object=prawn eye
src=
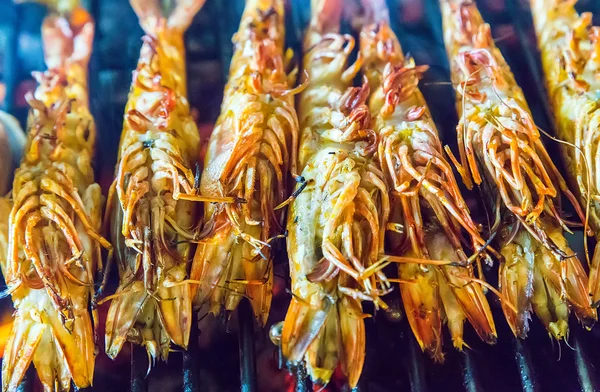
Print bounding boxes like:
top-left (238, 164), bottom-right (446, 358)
top-left (143, 139), bottom-right (155, 148)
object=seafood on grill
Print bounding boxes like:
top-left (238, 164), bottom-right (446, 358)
top-left (190, 0), bottom-right (299, 325)
top-left (103, 0), bottom-right (223, 363)
top-left (0, 6), bottom-right (111, 391)
top-left (440, 0), bottom-right (596, 339)
top-left (360, 0), bottom-right (496, 361)
top-left (280, 0), bottom-right (393, 387)
top-left (529, 0), bottom-right (600, 307)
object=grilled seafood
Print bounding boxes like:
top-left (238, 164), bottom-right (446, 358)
top-left (360, 0), bottom-right (495, 361)
top-left (280, 0), bottom-right (392, 387)
top-left (0, 7), bottom-right (110, 391)
top-left (190, 0), bottom-right (299, 325)
top-left (440, 0), bottom-right (596, 338)
top-left (104, 0), bottom-right (218, 363)
top-left (529, 0), bottom-right (600, 306)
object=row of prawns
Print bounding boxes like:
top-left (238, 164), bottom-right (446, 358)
top-left (281, 0), bottom-right (600, 387)
top-left (2, 0), bottom-right (600, 390)
top-left (279, 0), bottom-right (498, 385)
top-left (0, 0), bottom-right (300, 389)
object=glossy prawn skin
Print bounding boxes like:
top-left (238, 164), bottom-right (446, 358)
top-left (529, 0), bottom-right (600, 306)
top-left (360, 1), bottom-right (495, 361)
top-left (104, 0), bottom-right (209, 363)
top-left (280, 0), bottom-right (391, 387)
top-left (190, 0), bottom-right (299, 325)
top-left (0, 8), bottom-right (110, 391)
top-left (440, 0), bottom-right (596, 338)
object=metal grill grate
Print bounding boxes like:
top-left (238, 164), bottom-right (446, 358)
top-left (3, 0), bottom-right (600, 391)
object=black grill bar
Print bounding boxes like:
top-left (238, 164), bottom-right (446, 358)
top-left (238, 298), bottom-right (257, 392)
top-left (512, 338), bottom-right (538, 392)
top-left (403, 324), bottom-right (428, 392)
top-left (183, 312), bottom-right (200, 392)
top-left (573, 331), bottom-right (597, 392)
top-left (130, 344), bottom-right (148, 392)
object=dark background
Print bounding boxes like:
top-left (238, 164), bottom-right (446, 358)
top-left (2, 0), bottom-right (600, 391)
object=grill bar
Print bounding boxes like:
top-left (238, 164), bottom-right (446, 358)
top-left (183, 313), bottom-right (200, 392)
top-left (131, 344), bottom-right (148, 392)
top-left (512, 339), bottom-right (538, 392)
top-left (238, 299), bottom-right (257, 392)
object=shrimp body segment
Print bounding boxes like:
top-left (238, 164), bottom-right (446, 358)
top-left (440, 0), bottom-right (596, 338)
top-left (360, 2), bottom-right (496, 361)
top-left (281, 0), bottom-right (390, 387)
top-left (529, 0), bottom-right (600, 306)
top-left (191, 0), bottom-right (299, 325)
top-left (1, 8), bottom-right (110, 391)
top-left (104, 0), bottom-right (209, 363)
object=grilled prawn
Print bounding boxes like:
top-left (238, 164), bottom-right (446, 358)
top-left (190, 0), bottom-right (299, 325)
top-left (104, 0), bottom-right (219, 363)
top-left (529, 0), bottom-right (600, 306)
top-left (440, 0), bottom-right (596, 338)
top-left (0, 7), bottom-right (110, 391)
top-left (360, 0), bottom-right (495, 361)
top-left (280, 0), bottom-right (392, 387)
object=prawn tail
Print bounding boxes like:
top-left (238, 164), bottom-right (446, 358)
top-left (304, 304), bottom-right (339, 388)
top-left (564, 255), bottom-right (597, 329)
top-left (438, 273), bottom-right (467, 350)
top-left (244, 257), bottom-right (273, 327)
top-left (339, 296), bottom-right (366, 389)
top-left (130, 0), bottom-right (206, 35)
top-left (105, 283), bottom-right (148, 359)
top-left (189, 225), bottom-right (235, 310)
top-left (44, 302), bottom-right (95, 388)
top-left (41, 6), bottom-right (94, 70)
top-left (157, 284), bottom-right (192, 349)
top-left (445, 267), bottom-right (497, 344)
top-left (33, 326), bottom-right (71, 392)
top-left (398, 263), bottom-right (444, 362)
top-left (2, 316), bottom-right (45, 392)
top-left (499, 231), bottom-right (534, 339)
top-left (544, 227), bottom-right (597, 329)
top-left (281, 296), bottom-right (331, 372)
top-left (292, 296), bottom-right (366, 388)
top-left (3, 301), bottom-right (94, 392)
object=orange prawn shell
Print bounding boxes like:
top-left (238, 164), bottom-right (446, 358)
top-left (359, 12), bottom-right (496, 360)
top-left (191, 0), bottom-right (296, 325)
top-left (1, 8), bottom-right (109, 391)
top-left (104, 0), bottom-right (207, 364)
top-left (530, 0), bottom-right (600, 304)
top-left (440, 0), bottom-right (597, 337)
